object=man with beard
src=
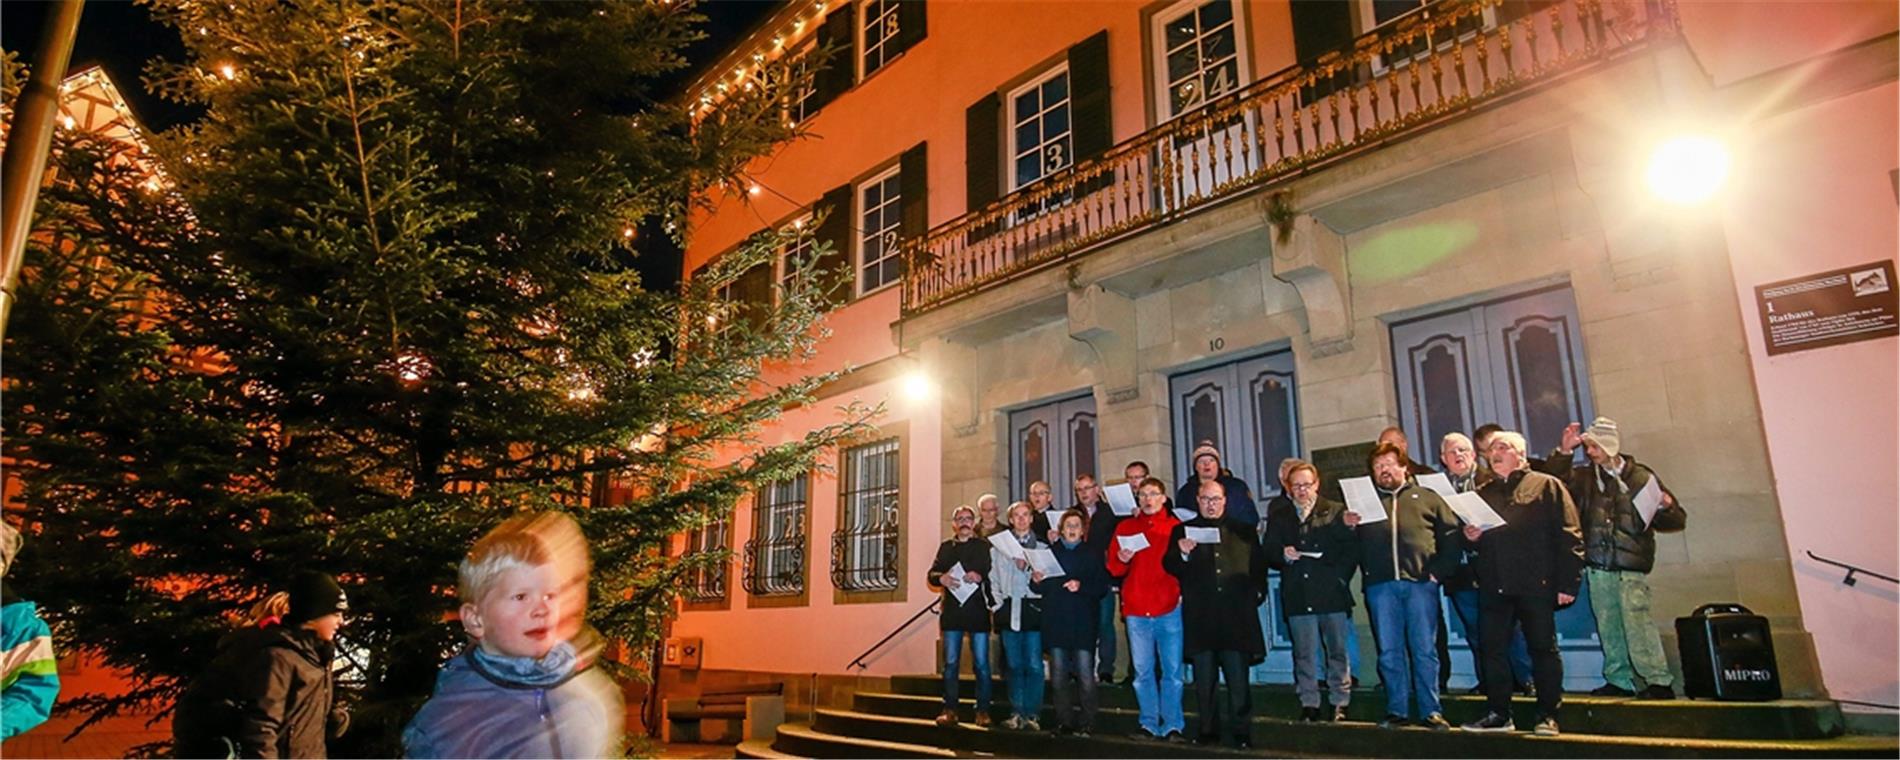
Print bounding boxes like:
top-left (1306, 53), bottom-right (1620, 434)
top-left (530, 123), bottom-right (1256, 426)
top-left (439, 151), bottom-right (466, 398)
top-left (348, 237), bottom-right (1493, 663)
top-left (1344, 443), bottom-right (1459, 730)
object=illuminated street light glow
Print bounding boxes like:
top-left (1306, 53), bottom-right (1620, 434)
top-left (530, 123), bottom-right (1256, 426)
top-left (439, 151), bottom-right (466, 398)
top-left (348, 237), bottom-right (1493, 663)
top-left (1646, 135), bottom-right (1730, 205)
top-left (901, 370), bottom-right (933, 402)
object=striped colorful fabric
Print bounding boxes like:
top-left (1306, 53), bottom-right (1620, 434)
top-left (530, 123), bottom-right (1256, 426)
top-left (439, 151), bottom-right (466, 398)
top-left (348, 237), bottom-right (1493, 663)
top-left (2, 598), bottom-right (59, 739)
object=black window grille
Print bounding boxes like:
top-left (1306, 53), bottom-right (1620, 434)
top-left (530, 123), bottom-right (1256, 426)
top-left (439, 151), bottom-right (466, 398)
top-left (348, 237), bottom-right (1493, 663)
top-left (832, 438), bottom-right (901, 592)
top-left (684, 517), bottom-right (729, 603)
top-left (743, 475), bottom-right (808, 597)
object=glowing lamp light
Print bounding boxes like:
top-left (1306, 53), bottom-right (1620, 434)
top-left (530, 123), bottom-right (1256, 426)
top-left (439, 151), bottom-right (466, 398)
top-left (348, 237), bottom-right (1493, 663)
top-left (218, 63), bottom-right (237, 80)
top-left (900, 370), bottom-right (933, 402)
top-left (747, 184), bottom-right (762, 197)
top-left (1645, 135), bottom-right (1730, 205)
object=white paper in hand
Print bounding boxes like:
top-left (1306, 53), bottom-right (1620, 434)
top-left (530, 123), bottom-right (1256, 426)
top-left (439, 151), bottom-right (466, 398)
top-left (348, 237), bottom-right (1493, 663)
top-left (1104, 482), bottom-right (1138, 517)
top-left (1298, 551), bottom-right (1324, 559)
top-left (1172, 507), bottom-right (1198, 523)
top-left (1415, 472), bottom-right (1457, 498)
top-left (1632, 476), bottom-right (1664, 528)
top-left (1447, 492), bottom-right (1507, 531)
top-left (1341, 477), bottom-right (1388, 524)
top-left (988, 531), bottom-right (1027, 561)
top-left (945, 562), bottom-right (979, 605)
top-left (1026, 547), bottom-right (1065, 578)
top-left (1183, 526), bottom-right (1221, 545)
top-left (1116, 532), bottom-right (1151, 553)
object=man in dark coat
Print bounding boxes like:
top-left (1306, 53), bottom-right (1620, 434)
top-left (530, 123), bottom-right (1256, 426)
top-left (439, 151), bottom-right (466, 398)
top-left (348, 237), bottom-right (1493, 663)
top-left (173, 572), bottom-right (351, 759)
top-left (1068, 473), bottom-right (1122, 685)
top-left (1441, 432), bottom-right (1533, 696)
top-left (1174, 441), bottom-right (1258, 531)
top-left (928, 505), bottom-right (995, 726)
top-left (1460, 431), bottom-right (1584, 738)
top-left (1544, 417), bottom-right (1687, 700)
top-left (1163, 480), bottom-right (1268, 748)
top-left (1264, 462), bottom-right (1358, 722)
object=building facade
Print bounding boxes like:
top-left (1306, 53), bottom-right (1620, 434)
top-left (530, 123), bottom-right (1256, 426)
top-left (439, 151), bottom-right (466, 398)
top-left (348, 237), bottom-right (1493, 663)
top-left (674, 0), bottom-right (1897, 711)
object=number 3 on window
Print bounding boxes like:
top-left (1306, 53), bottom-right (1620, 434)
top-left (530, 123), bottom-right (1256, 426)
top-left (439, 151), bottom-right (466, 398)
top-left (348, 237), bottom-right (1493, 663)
top-left (1045, 143), bottom-right (1066, 171)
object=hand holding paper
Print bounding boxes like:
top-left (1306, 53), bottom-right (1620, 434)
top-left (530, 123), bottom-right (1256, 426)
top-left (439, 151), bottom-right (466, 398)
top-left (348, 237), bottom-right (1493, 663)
top-left (1116, 532), bottom-right (1151, 554)
top-left (988, 530), bottom-right (1027, 561)
top-left (1446, 492), bottom-right (1506, 531)
top-left (944, 562), bottom-right (979, 604)
top-left (1341, 477), bottom-right (1388, 524)
top-left (1026, 547), bottom-right (1065, 578)
top-left (1415, 472), bottom-right (1456, 498)
top-left (1632, 477), bottom-right (1664, 528)
top-left (1183, 526), bottom-right (1221, 545)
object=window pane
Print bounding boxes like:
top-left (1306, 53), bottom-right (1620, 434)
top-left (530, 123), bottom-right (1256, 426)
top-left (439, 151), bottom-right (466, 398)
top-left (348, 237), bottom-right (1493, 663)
top-left (1166, 13), bottom-right (1197, 51)
top-left (1016, 152), bottom-right (1042, 184)
top-left (1015, 89), bottom-right (1039, 116)
top-left (1203, 26), bottom-right (1237, 62)
top-left (1042, 74), bottom-right (1068, 105)
top-left (1043, 107), bottom-right (1069, 142)
top-left (1015, 120), bottom-right (1041, 154)
top-left (1509, 322), bottom-right (1573, 454)
top-left (1197, 0), bottom-right (1233, 30)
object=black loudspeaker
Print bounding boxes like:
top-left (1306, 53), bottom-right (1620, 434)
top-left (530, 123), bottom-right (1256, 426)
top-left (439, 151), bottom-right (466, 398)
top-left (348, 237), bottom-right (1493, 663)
top-left (1676, 602), bottom-right (1782, 701)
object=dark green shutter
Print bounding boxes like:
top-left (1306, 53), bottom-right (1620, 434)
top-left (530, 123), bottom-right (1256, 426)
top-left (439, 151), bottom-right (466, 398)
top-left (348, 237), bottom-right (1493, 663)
top-left (899, 143), bottom-right (929, 241)
top-left (965, 93), bottom-right (1000, 213)
top-left (896, 0), bottom-right (927, 53)
top-left (1068, 31), bottom-right (1112, 163)
top-left (815, 183), bottom-right (855, 302)
top-left (1290, 0), bottom-right (1355, 64)
top-left (810, 8), bottom-right (858, 112)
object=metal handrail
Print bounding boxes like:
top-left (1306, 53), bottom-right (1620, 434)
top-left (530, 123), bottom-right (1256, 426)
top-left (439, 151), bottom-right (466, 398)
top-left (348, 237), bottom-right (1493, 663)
top-left (1806, 550), bottom-right (1898, 587)
top-left (846, 598), bottom-right (939, 671)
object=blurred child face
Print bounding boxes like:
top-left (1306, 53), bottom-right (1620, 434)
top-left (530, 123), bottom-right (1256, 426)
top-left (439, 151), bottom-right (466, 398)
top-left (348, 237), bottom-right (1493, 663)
top-left (463, 562), bottom-right (563, 660)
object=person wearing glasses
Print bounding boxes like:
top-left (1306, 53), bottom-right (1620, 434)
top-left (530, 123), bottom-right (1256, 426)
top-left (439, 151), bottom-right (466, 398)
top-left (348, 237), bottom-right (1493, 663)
top-left (928, 505), bottom-right (994, 726)
top-left (1264, 461), bottom-right (1359, 723)
top-left (1164, 480), bottom-right (1269, 748)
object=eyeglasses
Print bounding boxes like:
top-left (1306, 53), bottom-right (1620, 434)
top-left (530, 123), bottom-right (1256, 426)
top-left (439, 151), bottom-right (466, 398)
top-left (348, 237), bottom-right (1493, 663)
top-left (1197, 496), bottom-right (1222, 504)
top-left (952, 516), bottom-right (975, 523)
top-left (1288, 482), bottom-right (1317, 490)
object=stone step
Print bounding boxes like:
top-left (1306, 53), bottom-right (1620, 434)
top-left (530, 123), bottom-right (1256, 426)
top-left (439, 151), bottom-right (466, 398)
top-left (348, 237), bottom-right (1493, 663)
top-left (766, 720), bottom-right (966, 759)
top-left (889, 674), bottom-right (1850, 741)
top-left (819, 700), bottom-right (1900, 759)
top-left (735, 738), bottom-right (800, 758)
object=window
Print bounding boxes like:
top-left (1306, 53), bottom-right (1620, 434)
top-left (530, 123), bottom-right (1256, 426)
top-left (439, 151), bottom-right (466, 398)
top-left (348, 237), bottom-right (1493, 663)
top-left (1358, 0), bottom-right (1493, 69)
top-left (744, 475), bottom-right (808, 598)
top-left (857, 167), bottom-right (903, 295)
top-left (716, 258), bottom-right (772, 330)
top-left (683, 515), bottom-right (730, 604)
top-left (785, 42), bottom-right (820, 125)
top-left (1008, 67), bottom-right (1073, 190)
top-left (860, 0), bottom-right (904, 79)
top-left (1153, 0), bottom-right (1243, 120)
top-left (776, 215), bottom-right (815, 297)
top-left (832, 438), bottom-right (900, 592)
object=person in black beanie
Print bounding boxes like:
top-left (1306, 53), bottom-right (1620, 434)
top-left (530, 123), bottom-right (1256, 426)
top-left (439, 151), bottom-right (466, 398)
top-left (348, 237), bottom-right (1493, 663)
top-left (173, 572), bottom-right (352, 758)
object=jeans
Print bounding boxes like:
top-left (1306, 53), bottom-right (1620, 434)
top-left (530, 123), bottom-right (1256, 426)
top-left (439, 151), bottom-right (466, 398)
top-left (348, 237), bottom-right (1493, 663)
top-left (1124, 607), bottom-right (1186, 736)
top-left (1048, 648), bottom-right (1098, 731)
top-left (999, 630), bottom-right (1045, 721)
top-left (1366, 579), bottom-right (1443, 719)
top-left (1191, 649), bottom-right (1252, 744)
top-left (1481, 591), bottom-right (1563, 719)
top-left (1450, 586), bottom-right (1532, 688)
top-left (1289, 612), bottom-right (1353, 708)
top-left (1097, 593), bottom-right (1120, 680)
top-left (1586, 567), bottom-right (1674, 690)
top-left (941, 630), bottom-right (992, 711)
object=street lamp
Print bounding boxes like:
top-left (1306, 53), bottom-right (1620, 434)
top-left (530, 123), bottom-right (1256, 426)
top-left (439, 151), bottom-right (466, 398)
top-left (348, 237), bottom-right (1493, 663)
top-left (1645, 134), bottom-right (1731, 206)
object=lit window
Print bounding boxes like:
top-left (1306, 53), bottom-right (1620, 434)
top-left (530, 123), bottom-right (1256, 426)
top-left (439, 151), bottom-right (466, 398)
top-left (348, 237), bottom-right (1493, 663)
top-left (833, 438), bottom-right (900, 592)
top-left (744, 475), bottom-right (808, 597)
top-left (1008, 66), bottom-right (1072, 190)
top-left (857, 167), bottom-right (903, 295)
top-left (1157, 0), bottom-right (1241, 119)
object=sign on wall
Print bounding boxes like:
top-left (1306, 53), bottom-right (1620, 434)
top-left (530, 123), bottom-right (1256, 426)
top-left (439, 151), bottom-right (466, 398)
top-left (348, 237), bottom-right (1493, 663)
top-left (1754, 260), bottom-right (1898, 356)
top-left (1310, 441), bottom-right (1374, 503)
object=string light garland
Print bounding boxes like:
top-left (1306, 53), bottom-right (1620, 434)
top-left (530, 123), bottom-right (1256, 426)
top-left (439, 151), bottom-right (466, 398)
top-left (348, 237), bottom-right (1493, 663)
top-left (687, 0), bottom-right (833, 118)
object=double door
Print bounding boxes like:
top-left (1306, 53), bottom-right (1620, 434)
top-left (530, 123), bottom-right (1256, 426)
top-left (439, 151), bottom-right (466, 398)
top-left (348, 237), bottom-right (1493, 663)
top-left (1390, 286), bottom-right (1605, 689)
top-left (1009, 394), bottom-right (1100, 509)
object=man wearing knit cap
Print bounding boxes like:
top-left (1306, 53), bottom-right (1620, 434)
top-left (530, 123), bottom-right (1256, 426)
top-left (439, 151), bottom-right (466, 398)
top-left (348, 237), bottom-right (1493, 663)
top-left (174, 572), bottom-right (351, 758)
top-left (1174, 441), bottom-right (1259, 531)
top-left (1543, 416), bottom-right (1687, 700)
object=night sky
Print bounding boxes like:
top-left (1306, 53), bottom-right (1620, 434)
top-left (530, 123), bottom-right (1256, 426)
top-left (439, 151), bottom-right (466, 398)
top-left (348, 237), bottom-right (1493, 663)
top-left (1, 0), bottom-right (783, 288)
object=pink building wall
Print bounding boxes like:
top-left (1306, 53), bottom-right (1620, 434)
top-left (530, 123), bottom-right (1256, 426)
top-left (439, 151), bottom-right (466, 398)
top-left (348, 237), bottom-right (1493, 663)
top-left (1718, 78), bottom-right (1898, 707)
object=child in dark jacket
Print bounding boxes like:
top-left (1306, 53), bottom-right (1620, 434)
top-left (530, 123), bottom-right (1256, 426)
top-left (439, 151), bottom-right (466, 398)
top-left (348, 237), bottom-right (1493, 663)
top-left (404, 512), bottom-right (622, 759)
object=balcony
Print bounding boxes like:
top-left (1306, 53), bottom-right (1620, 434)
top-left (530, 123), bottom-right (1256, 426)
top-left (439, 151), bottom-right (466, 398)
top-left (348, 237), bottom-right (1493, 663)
top-left (900, 0), bottom-right (1679, 317)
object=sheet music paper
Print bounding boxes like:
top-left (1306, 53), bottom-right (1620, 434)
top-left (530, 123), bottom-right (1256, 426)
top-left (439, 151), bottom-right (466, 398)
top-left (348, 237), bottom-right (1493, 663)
top-left (1026, 547), bottom-right (1065, 578)
top-left (988, 530), bottom-right (1027, 561)
top-left (1183, 526), bottom-right (1221, 545)
top-left (1116, 532), bottom-right (1151, 553)
top-left (1632, 476), bottom-right (1664, 528)
top-left (1416, 472), bottom-right (1457, 498)
top-left (1172, 507), bottom-right (1198, 523)
top-left (1447, 492), bottom-right (1507, 532)
top-left (1104, 481), bottom-right (1138, 517)
top-left (1340, 477), bottom-right (1388, 524)
top-left (1298, 551), bottom-right (1324, 559)
top-left (945, 562), bottom-right (978, 605)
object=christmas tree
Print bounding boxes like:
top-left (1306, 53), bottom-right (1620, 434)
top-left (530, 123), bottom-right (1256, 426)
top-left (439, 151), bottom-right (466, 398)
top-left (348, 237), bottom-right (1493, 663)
top-left (2, 1), bottom-right (860, 754)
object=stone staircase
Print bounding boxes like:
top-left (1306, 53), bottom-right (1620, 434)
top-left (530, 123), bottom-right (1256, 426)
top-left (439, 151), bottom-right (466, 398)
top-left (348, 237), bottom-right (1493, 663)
top-left (738, 675), bottom-right (1898, 758)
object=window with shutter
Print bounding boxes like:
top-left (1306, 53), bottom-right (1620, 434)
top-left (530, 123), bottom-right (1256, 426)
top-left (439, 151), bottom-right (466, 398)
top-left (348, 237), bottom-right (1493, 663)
top-left (857, 166), bottom-right (904, 295)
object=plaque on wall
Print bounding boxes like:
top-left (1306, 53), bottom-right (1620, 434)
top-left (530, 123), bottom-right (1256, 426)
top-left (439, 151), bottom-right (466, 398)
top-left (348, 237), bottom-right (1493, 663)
top-left (1755, 260), bottom-right (1898, 356)
top-left (1310, 441), bottom-right (1375, 503)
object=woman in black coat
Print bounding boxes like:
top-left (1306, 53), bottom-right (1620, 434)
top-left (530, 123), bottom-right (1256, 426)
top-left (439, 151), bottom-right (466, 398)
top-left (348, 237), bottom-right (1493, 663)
top-left (1035, 508), bottom-right (1110, 735)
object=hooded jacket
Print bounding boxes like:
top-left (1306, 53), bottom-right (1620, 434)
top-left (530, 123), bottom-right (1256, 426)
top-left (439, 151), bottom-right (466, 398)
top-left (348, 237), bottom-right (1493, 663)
top-left (1, 583), bottom-right (58, 740)
top-left (173, 624), bottom-right (345, 759)
top-left (1541, 451), bottom-right (1686, 573)
top-left (403, 641), bottom-right (622, 759)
